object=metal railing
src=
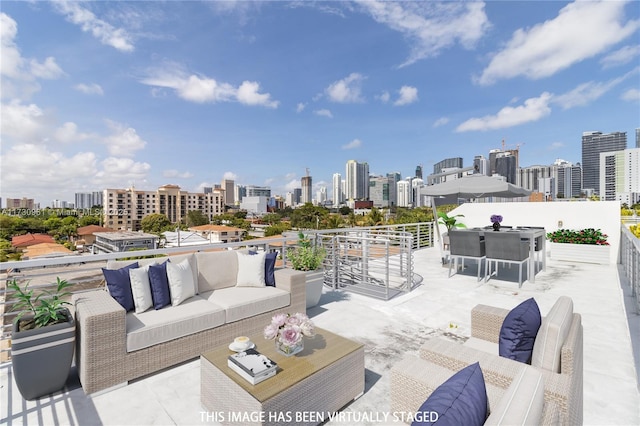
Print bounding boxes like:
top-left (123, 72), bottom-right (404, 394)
top-left (620, 225), bottom-right (640, 314)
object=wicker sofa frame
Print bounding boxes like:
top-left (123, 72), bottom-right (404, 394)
top-left (417, 303), bottom-right (582, 425)
top-left (73, 268), bottom-right (306, 394)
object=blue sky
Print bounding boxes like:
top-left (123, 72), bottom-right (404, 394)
top-left (1, 1), bottom-right (639, 206)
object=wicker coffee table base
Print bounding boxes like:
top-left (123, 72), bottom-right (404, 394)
top-left (201, 346), bottom-right (364, 426)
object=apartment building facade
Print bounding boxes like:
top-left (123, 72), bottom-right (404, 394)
top-left (103, 185), bottom-right (224, 231)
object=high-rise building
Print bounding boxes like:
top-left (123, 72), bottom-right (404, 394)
top-left (473, 155), bottom-right (489, 175)
top-left (552, 159), bottom-right (582, 199)
top-left (332, 173), bottom-right (344, 207)
top-left (235, 185), bottom-right (246, 203)
top-left (301, 174), bottom-right (312, 204)
top-left (636, 128), bottom-right (640, 148)
top-left (494, 152), bottom-right (518, 183)
top-left (221, 179), bottom-right (235, 206)
top-left (581, 131), bottom-right (626, 195)
top-left (433, 158), bottom-right (463, 175)
top-left (411, 178), bottom-right (425, 207)
top-left (599, 148), bottom-right (640, 204)
top-left (415, 165), bottom-right (423, 179)
top-left (75, 191), bottom-right (103, 209)
top-left (369, 175), bottom-right (391, 208)
top-left (293, 188), bottom-right (302, 205)
top-left (396, 179), bottom-right (412, 207)
top-left (345, 160), bottom-right (369, 200)
top-left (316, 186), bottom-right (327, 205)
top-left (5, 198), bottom-right (37, 209)
top-left (386, 172), bottom-right (401, 207)
top-left (246, 185), bottom-right (271, 198)
top-left (103, 185), bottom-right (224, 231)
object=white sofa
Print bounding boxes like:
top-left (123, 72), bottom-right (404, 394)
top-left (73, 250), bottom-right (306, 394)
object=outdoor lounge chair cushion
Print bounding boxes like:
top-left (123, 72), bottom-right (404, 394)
top-left (499, 298), bottom-right (541, 364)
top-left (102, 262), bottom-right (139, 312)
top-left (125, 294), bottom-right (225, 352)
top-left (532, 296), bottom-right (574, 373)
top-left (412, 362), bottom-right (488, 426)
top-left (148, 261), bottom-right (171, 309)
top-left (203, 287), bottom-right (290, 323)
top-left (166, 258), bottom-right (196, 306)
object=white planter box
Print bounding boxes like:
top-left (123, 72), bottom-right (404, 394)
top-left (549, 242), bottom-right (610, 265)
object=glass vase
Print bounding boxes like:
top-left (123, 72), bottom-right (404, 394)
top-left (275, 339), bottom-right (304, 357)
top-left (492, 222), bottom-right (501, 231)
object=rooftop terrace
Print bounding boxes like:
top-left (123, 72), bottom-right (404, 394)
top-left (2, 244), bottom-right (639, 425)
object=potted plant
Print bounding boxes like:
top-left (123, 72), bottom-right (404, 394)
top-left (547, 228), bottom-right (611, 265)
top-left (437, 211), bottom-right (467, 232)
top-left (8, 277), bottom-right (75, 400)
top-left (286, 232), bottom-right (326, 308)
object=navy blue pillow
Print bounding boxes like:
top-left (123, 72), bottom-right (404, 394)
top-left (249, 250), bottom-right (278, 287)
top-left (499, 298), bottom-right (542, 364)
top-left (148, 261), bottom-right (171, 310)
top-left (102, 262), bottom-right (139, 312)
top-left (264, 252), bottom-right (277, 286)
top-left (412, 362), bottom-right (488, 426)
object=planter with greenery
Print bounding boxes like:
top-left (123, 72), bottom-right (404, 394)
top-left (9, 277), bottom-right (75, 400)
top-left (547, 228), bottom-right (611, 265)
top-left (286, 232), bottom-right (327, 308)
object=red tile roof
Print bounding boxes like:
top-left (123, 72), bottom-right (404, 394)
top-left (11, 233), bottom-right (56, 248)
top-left (77, 225), bottom-right (113, 235)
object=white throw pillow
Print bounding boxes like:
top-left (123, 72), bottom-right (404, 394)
top-left (129, 264), bottom-right (155, 313)
top-left (166, 258), bottom-right (196, 306)
top-left (236, 251), bottom-right (266, 287)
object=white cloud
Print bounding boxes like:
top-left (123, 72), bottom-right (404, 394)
top-left (314, 109), bottom-right (333, 118)
top-left (75, 83), bottom-right (104, 95)
top-left (433, 117), bottom-right (449, 128)
top-left (103, 120), bottom-right (147, 157)
top-left (478, 1), bottom-right (640, 85)
top-left (94, 157), bottom-right (151, 188)
top-left (394, 85), bottom-right (418, 106)
top-left (54, 122), bottom-right (94, 143)
top-left (325, 73), bottom-right (365, 103)
top-left (29, 57), bottom-right (64, 79)
top-left (378, 91), bottom-right (390, 103)
top-left (52, 1), bottom-right (135, 52)
top-left (357, 1), bottom-right (490, 67)
top-left (0, 100), bottom-right (47, 142)
top-left (600, 45), bottom-right (640, 69)
top-left (141, 62), bottom-right (278, 107)
top-left (553, 67), bottom-right (639, 109)
top-left (236, 81), bottom-right (279, 108)
top-left (223, 171), bottom-right (238, 180)
top-left (163, 169), bottom-right (194, 179)
top-left (621, 88), bottom-right (640, 102)
top-left (456, 92), bottom-right (552, 132)
top-left (549, 142), bottom-right (565, 150)
top-left (284, 178), bottom-right (300, 192)
top-left (296, 102), bottom-right (306, 113)
top-left (342, 138), bottom-right (362, 150)
top-left (1, 13), bottom-right (23, 79)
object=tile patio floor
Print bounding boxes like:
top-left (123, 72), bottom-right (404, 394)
top-left (1, 247), bottom-right (639, 425)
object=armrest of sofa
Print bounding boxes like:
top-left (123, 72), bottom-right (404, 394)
top-left (72, 290), bottom-right (128, 394)
top-left (274, 268), bottom-right (307, 313)
top-left (470, 304), bottom-right (510, 344)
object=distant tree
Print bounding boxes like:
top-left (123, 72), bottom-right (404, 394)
top-left (264, 222), bottom-right (292, 237)
top-left (141, 214), bottom-right (172, 234)
top-left (324, 214), bottom-right (345, 230)
top-left (365, 207), bottom-right (385, 226)
top-left (234, 211), bottom-right (248, 219)
top-left (186, 210), bottom-right (209, 227)
top-left (43, 216), bottom-right (63, 232)
top-left (78, 214), bottom-right (100, 227)
top-left (339, 206), bottom-right (352, 216)
top-left (291, 203), bottom-right (329, 229)
top-left (262, 213), bottom-right (281, 225)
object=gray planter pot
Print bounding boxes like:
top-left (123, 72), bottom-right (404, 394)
top-left (305, 269), bottom-right (325, 308)
top-left (11, 308), bottom-right (75, 400)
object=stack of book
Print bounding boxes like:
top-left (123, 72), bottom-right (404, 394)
top-left (228, 348), bottom-right (278, 385)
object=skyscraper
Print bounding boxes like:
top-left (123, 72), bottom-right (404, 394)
top-left (301, 174), bottom-right (312, 204)
top-left (433, 158), bottom-right (463, 175)
top-left (345, 160), bottom-right (369, 201)
top-left (221, 179), bottom-right (235, 206)
top-left (386, 172), bottom-right (401, 207)
top-left (415, 165), bottom-right (423, 179)
top-left (369, 175), bottom-right (391, 208)
top-left (599, 148), bottom-right (640, 204)
top-left (581, 131), bottom-right (626, 195)
top-left (396, 179), bottom-right (411, 207)
top-left (332, 173), bottom-right (344, 207)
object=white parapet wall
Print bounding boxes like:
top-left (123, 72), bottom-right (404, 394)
top-left (444, 201), bottom-right (620, 265)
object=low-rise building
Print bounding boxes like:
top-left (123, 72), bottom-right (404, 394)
top-left (188, 225), bottom-right (244, 244)
top-left (93, 231), bottom-right (158, 254)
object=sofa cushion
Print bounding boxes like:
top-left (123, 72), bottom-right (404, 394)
top-left (167, 253), bottom-right (198, 295)
top-left (107, 258), bottom-right (157, 270)
top-left (125, 294), bottom-right (225, 352)
top-left (532, 296), bottom-right (574, 373)
top-left (129, 264), bottom-right (155, 313)
top-left (249, 251), bottom-right (278, 286)
top-left (412, 362), bottom-right (487, 426)
top-left (499, 298), bottom-right (541, 364)
top-left (102, 262), bottom-right (139, 312)
top-left (484, 365), bottom-right (544, 425)
top-left (203, 287), bottom-right (290, 323)
top-left (148, 261), bottom-right (171, 309)
top-left (236, 251), bottom-right (266, 287)
top-left (196, 250), bottom-right (238, 292)
top-left (166, 258), bottom-right (196, 306)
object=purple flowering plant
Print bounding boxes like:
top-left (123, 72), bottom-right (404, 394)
top-left (490, 214), bottom-right (503, 224)
top-left (264, 312), bottom-right (315, 348)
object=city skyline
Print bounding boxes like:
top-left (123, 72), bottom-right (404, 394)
top-left (1, 1), bottom-right (639, 205)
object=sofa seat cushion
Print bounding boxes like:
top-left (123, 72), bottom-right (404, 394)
top-left (126, 294), bottom-right (225, 352)
top-left (532, 296), bottom-right (573, 373)
top-left (464, 337), bottom-right (499, 355)
top-left (485, 365), bottom-right (544, 425)
top-left (203, 287), bottom-right (290, 323)
top-left (196, 251), bottom-right (239, 292)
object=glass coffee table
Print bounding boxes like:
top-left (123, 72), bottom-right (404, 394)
top-left (201, 327), bottom-right (365, 425)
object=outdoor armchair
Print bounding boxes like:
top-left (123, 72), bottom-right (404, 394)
top-left (448, 230), bottom-right (486, 282)
top-left (484, 231), bottom-right (530, 287)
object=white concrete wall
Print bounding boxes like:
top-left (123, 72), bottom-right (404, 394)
top-left (443, 201), bottom-right (620, 264)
